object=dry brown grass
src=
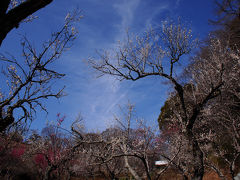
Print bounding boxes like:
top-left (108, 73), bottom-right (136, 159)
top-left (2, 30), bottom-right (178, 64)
top-left (70, 169), bottom-right (233, 180)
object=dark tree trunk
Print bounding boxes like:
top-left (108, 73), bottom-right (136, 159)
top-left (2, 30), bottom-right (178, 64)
top-left (0, 107), bottom-right (14, 132)
top-left (186, 130), bottom-right (204, 180)
top-left (0, 116), bottom-right (14, 132)
top-left (0, 0), bottom-right (53, 46)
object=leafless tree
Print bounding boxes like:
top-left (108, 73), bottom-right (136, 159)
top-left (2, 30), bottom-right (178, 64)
top-left (0, 10), bottom-right (81, 132)
top-left (65, 117), bottom-right (121, 179)
top-left (214, 0), bottom-right (240, 22)
top-left (212, 0), bottom-right (240, 49)
top-left (187, 38), bottom-right (240, 179)
top-left (113, 104), bottom-right (157, 180)
top-left (88, 104), bottom-right (170, 180)
top-left (88, 20), bottom-right (226, 179)
top-left (26, 115), bottom-right (87, 180)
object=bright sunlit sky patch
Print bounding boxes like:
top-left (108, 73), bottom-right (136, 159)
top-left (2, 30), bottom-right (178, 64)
top-left (0, 0), bottom-right (216, 132)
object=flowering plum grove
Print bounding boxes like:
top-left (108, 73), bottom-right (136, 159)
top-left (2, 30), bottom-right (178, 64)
top-left (0, 0), bottom-right (240, 179)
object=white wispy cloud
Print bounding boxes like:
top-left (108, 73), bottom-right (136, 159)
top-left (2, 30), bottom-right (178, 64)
top-left (144, 4), bottom-right (169, 28)
top-left (175, 0), bottom-right (181, 8)
top-left (114, 0), bottom-right (140, 28)
top-left (75, 0), bottom-right (143, 130)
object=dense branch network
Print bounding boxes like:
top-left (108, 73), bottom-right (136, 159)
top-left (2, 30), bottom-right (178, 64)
top-left (88, 20), bottom-right (232, 179)
top-left (0, 11), bottom-right (81, 132)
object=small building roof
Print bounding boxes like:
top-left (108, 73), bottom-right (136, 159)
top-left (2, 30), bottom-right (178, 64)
top-left (155, 160), bottom-right (168, 166)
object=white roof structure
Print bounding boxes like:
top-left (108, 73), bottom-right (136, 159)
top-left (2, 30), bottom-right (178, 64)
top-left (155, 160), bottom-right (168, 166)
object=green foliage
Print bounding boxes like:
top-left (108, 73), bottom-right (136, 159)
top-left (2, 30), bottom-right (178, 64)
top-left (158, 83), bottom-right (195, 131)
top-left (158, 100), bottom-right (172, 130)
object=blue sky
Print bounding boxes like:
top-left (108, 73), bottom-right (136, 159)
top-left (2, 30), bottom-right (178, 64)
top-left (0, 0), bottom-right (216, 132)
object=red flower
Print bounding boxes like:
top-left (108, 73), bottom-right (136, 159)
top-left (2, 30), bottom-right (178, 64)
top-left (11, 145), bottom-right (25, 158)
top-left (56, 113), bottom-right (66, 126)
top-left (35, 154), bottom-right (48, 168)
